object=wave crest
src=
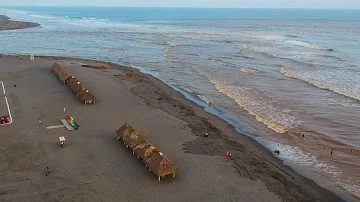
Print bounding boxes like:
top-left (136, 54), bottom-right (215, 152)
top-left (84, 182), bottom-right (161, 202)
top-left (241, 68), bottom-right (256, 74)
top-left (281, 67), bottom-right (360, 101)
top-left (209, 78), bottom-right (301, 133)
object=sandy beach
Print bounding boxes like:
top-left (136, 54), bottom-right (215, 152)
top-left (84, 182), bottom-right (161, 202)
top-left (0, 15), bottom-right (350, 202)
top-left (0, 53), bottom-right (345, 202)
top-left (0, 15), bottom-right (39, 31)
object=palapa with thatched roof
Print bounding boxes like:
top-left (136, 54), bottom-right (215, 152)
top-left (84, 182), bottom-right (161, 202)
top-left (70, 81), bottom-right (85, 96)
top-left (116, 123), bottom-right (179, 181)
top-left (147, 152), bottom-right (179, 180)
top-left (51, 63), bottom-right (96, 106)
top-left (133, 143), bottom-right (160, 163)
top-left (52, 63), bottom-right (72, 84)
top-left (79, 89), bottom-right (96, 105)
top-left (65, 77), bottom-right (77, 88)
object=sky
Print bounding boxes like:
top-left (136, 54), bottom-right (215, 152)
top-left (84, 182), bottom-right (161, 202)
top-left (0, 0), bottom-right (359, 9)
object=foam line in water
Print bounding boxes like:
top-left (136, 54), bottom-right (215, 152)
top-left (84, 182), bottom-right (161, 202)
top-left (208, 78), bottom-right (301, 133)
top-left (281, 67), bottom-right (360, 101)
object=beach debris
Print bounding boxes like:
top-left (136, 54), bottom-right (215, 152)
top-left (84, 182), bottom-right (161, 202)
top-left (208, 102), bottom-right (213, 107)
top-left (81, 64), bottom-right (107, 70)
top-left (13, 83), bottom-right (16, 87)
top-left (39, 120), bottom-right (42, 125)
top-left (116, 123), bottom-right (179, 181)
top-left (331, 150), bottom-right (333, 156)
top-left (226, 151), bottom-right (232, 157)
top-left (64, 107), bottom-right (66, 112)
top-left (127, 73), bottom-right (140, 78)
top-left (274, 150), bottom-right (280, 155)
top-left (205, 132), bottom-right (209, 137)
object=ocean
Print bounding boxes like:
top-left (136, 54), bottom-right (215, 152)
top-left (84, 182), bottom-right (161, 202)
top-left (0, 7), bottom-right (359, 200)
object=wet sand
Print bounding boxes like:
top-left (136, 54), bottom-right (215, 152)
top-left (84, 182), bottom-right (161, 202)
top-left (0, 15), bottom-right (39, 31)
top-left (0, 54), bottom-right (344, 202)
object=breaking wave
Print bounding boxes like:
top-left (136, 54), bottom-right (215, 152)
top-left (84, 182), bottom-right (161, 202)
top-left (209, 78), bottom-right (301, 133)
top-left (286, 40), bottom-right (335, 51)
top-left (281, 67), bottom-right (360, 101)
top-left (241, 68), bottom-right (256, 74)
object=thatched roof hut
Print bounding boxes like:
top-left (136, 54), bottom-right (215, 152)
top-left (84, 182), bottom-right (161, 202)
top-left (133, 143), bottom-right (160, 163)
top-left (116, 123), bottom-right (136, 138)
top-left (52, 63), bottom-right (72, 82)
top-left (70, 81), bottom-right (85, 95)
top-left (116, 123), bottom-right (147, 149)
top-left (79, 90), bottom-right (96, 104)
top-left (116, 123), bottom-right (179, 180)
top-left (65, 77), bottom-right (77, 87)
top-left (147, 153), bottom-right (179, 177)
top-left (52, 63), bottom-right (61, 74)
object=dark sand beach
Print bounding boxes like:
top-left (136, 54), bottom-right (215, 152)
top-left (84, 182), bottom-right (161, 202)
top-left (0, 15), bottom-right (39, 31)
top-left (0, 19), bottom-right (346, 202)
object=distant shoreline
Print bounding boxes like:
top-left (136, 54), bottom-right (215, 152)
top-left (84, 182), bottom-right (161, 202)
top-left (0, 15), bottom-right (39, 31)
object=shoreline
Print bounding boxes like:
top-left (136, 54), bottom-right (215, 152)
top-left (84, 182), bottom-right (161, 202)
top-left (0, 15), bottom-right (39, 31)
top-left (0, 54), bottom-right (346, 201)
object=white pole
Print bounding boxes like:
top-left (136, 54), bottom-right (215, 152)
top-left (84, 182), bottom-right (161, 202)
top-left (1, 81), bottom-right (6, 95)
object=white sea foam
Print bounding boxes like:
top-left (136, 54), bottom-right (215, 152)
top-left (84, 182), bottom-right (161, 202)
top-left (281, 67), bottom-right (360, 101)
top-left (261, 139), bottom-right (359, 199)
top-left (209, 78), bottom-right (301, 133)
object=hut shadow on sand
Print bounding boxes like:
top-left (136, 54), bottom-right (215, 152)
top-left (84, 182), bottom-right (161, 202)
top-left (116, 123), bottom-right (179, 181)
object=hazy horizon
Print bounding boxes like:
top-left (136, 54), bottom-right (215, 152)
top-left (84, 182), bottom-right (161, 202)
top-left (0, 0), bottom-right (359, 9)
top-left (1, 6), bottom-right (360, 10)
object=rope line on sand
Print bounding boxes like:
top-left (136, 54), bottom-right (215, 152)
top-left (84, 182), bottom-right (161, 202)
top-left (1, 81), bottom-right (5, 95)
top-left (1, 81), bottom-right (13, 124)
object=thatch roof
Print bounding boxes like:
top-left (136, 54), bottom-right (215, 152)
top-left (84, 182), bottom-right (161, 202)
top-left (71, 82), bottom-right (85, 94)
top-left (116, 123), bottom-right (179, 177)
top-left (116, 123), bottom-right (136, 138)
top-left (133, 143), bottom-right (160, 163)
top-left (79, 90), bottom-right (96, 102)
top-left (52, 63), bottom-right (61, 73)
top-left (147, 153), bottom-right (179, 177)
top-left (52, 63), bottom-right (72, 82)
top-left (65, 77), bottom-right (77, 87)
top-left (116, 123), bottom-right (147, 149)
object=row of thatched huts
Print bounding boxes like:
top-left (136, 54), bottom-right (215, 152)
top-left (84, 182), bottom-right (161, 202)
top-left (52, 63), bottom-right (96, 105)
top-left (116, 123), bottom-right (179, 181)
